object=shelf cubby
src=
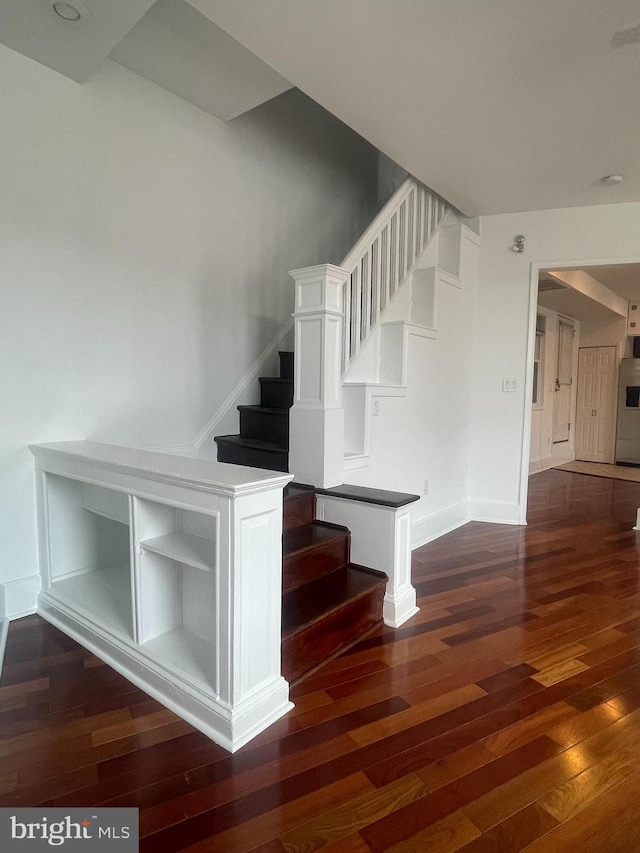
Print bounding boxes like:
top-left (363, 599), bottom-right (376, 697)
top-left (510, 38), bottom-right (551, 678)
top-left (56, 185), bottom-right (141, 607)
top-left (43, 474), bottom-right (133, 638)
top-left (134, 498), bottom-right (218, 688)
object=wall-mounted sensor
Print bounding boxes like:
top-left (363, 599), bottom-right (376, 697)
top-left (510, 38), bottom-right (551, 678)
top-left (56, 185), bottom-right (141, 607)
top-left (512, 235), bottom-right (525, 253)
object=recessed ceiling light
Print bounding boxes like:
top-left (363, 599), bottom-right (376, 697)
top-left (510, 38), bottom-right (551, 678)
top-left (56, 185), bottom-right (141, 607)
top-left (602, 174), bottom-right (624, 185)
top-left (53, 2), bottom-right (81, 21)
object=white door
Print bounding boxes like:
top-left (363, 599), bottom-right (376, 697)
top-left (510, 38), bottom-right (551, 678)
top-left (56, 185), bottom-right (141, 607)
top-left (552, 318), bottom-right (574, 442)
top-left (575, 346), bottom-right (618, 463)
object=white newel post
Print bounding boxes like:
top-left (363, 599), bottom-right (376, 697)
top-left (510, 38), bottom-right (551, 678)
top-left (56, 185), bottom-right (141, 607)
top-left (289, 264), bottom-right (349, 488)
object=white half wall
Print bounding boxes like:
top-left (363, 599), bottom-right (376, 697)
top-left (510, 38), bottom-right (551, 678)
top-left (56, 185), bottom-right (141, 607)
top-left (472, 203), bottom-right (640, 522)
top-left (0, 45), bottom-right (381, 603)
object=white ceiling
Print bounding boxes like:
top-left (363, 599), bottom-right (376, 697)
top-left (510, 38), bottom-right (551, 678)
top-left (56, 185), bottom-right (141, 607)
top-left (0, 0), bottom-right (291, 120)
top-left (3, 1), bottom-right (639, 215)
top-left (190, 0), bottom-right (640, 215)
top-left (110, 0), bottom-right (291, 121)
top-left (0, 0), bottom-right (157, 82)
top-left (576, 263), bottom-right (640, 301)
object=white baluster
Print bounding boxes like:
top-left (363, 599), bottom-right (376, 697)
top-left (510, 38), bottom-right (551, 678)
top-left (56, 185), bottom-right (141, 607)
top-left (352, 261), bottom-right (362, 358)
top-left (407, 189), bottom-right (415, 269)
top-left (415, 187), bottom-right (423, 257)
top-left (390, 211), bottom-right (398, 298)
top-left (398, 201), bottom-right (406, 284)
top-left (361, 251), bottom-right (371, 343)
top-left (380, 226), bottom-right (389, 314)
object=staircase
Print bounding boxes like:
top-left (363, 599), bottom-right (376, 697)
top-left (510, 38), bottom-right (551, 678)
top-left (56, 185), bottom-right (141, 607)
top-left (214, 350), bottom-right (293, 472)
top-left (281, 484), bottom-right (386, 682)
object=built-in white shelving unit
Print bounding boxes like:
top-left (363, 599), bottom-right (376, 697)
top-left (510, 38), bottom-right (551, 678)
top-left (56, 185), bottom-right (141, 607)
top-left (31, 441), bottom-right (293, 752)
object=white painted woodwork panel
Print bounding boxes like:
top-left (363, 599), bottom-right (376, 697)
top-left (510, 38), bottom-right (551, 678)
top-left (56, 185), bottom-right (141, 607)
top-left (236, 507), bottom-right (280, 701)
top-left (316, 496), bottom-right (418, 628)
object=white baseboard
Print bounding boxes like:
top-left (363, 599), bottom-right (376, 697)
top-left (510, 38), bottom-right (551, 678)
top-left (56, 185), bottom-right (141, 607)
top-left (468, 499), bottom-right (523, 525)
top-left (530, 455), bottom-right (554, 475)
top-left (0, 618), bottom-right (8, 680)
top-left (411, 500), bottom-right (471, 550)
top-left (194, 320), bottom-right (293, 451)
top-left (3, 575), bottom-right (41, 620)
top-left (0, 583), bottom-right (6, 678)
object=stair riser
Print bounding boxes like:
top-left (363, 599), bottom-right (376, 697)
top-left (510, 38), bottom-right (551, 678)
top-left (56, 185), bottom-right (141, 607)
top-left (240, 409), bottom-right (289, 446)
top-left (283, 538), bottom-right (349, 593)
top-left (260, 379), bottom-right (293, 409)
top-left (283, 492), bottom-right (316, 531)
top-left (215, 440), bottom-right (288, 472)
top-left (279, 351), bottom-right (294, 381)
top-left (282, 586), bottom-right (385, 682)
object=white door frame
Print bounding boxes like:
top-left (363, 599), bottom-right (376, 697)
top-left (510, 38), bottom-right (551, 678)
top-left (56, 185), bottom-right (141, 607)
top-left (520, 255), bottom-right (640, 525)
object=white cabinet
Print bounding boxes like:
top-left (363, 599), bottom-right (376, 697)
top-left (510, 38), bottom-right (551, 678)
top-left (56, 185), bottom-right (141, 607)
top-left (31, 441), bottom-right (293, 752)
top-left (627, 301), bottom-right (640, 336)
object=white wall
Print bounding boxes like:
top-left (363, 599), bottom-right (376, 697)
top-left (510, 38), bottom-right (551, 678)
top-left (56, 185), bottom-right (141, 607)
top-left (0, 46), bottom-right (381, 611)
top-left (580, 316), bottom-right (626, 353)
top-left (472, 203), bottom-right (640, 522)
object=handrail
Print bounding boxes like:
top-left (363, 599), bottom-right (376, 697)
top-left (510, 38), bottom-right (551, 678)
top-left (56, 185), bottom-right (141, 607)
top-left (340, 177), bottom-right (416, 272)
top-left (340, 177), bottom-right (450, 371)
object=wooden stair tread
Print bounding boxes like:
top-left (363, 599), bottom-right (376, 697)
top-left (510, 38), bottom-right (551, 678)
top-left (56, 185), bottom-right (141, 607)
top-left (282, 565), bottom-right (386, 638)
top-left (283, 521), bottom-right (348, 558)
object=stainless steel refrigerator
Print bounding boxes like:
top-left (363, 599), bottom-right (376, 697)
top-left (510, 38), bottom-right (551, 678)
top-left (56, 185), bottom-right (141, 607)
top-left (616, 358), bottom-right (640, 467)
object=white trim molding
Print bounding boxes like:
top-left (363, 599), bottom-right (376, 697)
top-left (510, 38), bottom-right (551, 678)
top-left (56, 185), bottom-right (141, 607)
top-left (3, 575), bottom-right (41, 620)
top-left (411, 501), bottom-right (471, 550)
top-left (468, 499), bottom-right (523, 526)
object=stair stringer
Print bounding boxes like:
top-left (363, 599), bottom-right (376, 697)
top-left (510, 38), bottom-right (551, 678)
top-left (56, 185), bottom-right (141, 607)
top-left (342, 220), bottom-right (481, 473)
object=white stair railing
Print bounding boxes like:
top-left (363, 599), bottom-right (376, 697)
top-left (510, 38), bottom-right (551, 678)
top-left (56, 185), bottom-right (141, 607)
top-left (340, 178), bottom-right (450, 371)
top-left (289, 177), bottom-right (450, 489)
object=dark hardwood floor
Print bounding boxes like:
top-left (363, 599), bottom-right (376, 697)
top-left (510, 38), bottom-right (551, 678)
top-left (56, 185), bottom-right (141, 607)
top-left (4, 469), bottom-right (640, 851)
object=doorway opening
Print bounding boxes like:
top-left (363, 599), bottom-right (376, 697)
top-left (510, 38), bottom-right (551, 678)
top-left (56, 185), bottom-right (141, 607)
top-left (523, 261), bottom-right (640, 519)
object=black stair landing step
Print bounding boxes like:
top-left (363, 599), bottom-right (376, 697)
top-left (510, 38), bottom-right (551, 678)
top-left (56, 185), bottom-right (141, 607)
top-left (237, 405), bottom-right (289, 415)
top-left (281, 564), bottom-right (387, 639)
top-left (279, 351), bottom-right (294, 380)
top-left (259, 376), bottom-right (294, 409)
top-left (214, 434), bottom-right (288, 472)
top-left (238, 404), bottom-right (289, 445)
